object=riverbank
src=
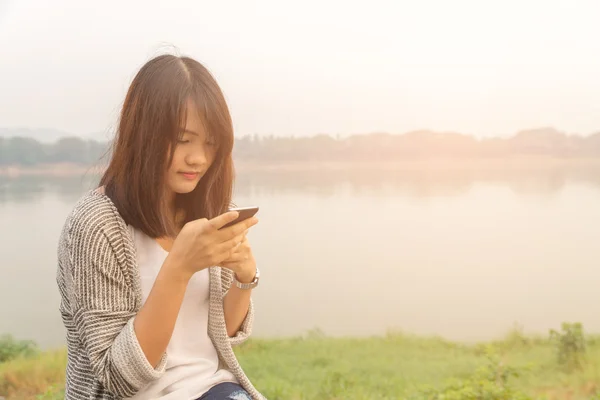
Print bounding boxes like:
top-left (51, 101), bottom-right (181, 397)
top-left (1, 324), bottom-right (600, 399)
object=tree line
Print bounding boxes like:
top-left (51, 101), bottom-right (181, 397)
top-left (2, 128), bottom-right (600, 166)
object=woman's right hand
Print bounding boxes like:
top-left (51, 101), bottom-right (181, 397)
top-left (167, 211), bottom-right (259, 280)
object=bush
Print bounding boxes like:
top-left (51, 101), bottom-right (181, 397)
top-left (0, 335), bottom-right (38, 363)
top-left (410, 347), bottom-right (532, 400)
top-left (549, 322), bottom-right (586, 371)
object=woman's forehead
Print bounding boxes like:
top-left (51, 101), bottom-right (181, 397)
top-left (181, 100), bottom-right (208, 135)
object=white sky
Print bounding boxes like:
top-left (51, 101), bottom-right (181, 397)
top-left (0, 0), bottom-right (599, 138)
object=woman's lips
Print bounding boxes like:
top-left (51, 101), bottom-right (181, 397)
top-left (179, 172), bottom-right (199, 180)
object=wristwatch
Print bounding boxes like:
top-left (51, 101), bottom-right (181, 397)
top-left (234, 268), bottom-right (260, 290)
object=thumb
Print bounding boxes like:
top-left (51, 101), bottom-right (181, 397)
top-left (208, 210), bottom-right (240, 230)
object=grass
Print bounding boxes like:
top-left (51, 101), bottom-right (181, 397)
top-left (2, 327), bottom-right (600, 399)
top-left (0, 349), bottom-right (66, 399)
top-left (235, 332), bottom-right (481, 400)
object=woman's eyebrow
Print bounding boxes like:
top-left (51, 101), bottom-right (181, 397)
top-left (181, 129), bottom-right (200, 136)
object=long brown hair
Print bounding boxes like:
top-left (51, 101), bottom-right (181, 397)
top-left (100, 54), bottom-right (235, 238)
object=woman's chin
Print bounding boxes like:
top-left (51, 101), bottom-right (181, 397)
top-left (171, 182), bottom-right (198, 195)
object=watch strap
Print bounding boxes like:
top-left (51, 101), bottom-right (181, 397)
top-left (234, 267), bottom-right (260, 290)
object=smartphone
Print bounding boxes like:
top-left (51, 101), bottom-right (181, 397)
top-left (220, 206), bottom-right (259, 229)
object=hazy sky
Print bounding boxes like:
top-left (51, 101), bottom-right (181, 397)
top-left (1, 0), bottom-right (599, 138)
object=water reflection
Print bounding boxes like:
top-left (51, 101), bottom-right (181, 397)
top-left (0, 174), bottom-right (98, 204)
top-left (235, 163), bottom-right (600, 198)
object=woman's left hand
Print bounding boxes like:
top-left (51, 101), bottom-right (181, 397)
top-left (220, 234), bottom-right (257, 283)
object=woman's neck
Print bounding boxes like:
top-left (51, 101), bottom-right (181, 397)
top-left (163, 191), bottom-right (183, 238)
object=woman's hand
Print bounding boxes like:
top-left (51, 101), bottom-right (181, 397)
top-left (167, 212), bottom-right (259, 280)
top-left (220, 234), bottom-right (257, 283)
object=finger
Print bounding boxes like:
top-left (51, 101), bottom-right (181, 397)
top-left (230, 236), bottom-right (249, 253)
top-left (214, 249), bottom-right (242, 267)
top-left (222, 252), bottom-right (246, 263)
top-left (233, 234), bottom-right (250, 247)
top-left (217, 217), bottom-right (258, 242)
top-left (229, 240), bottom-right (250, 257)
top-left (208, 211), bottom-right (240, 230)
top-left (215, 233), bottom-right (245, 258)
top-left (234, 233), bottom-right (245, 246)
top-left (233, 239), bottom-right (243, 251)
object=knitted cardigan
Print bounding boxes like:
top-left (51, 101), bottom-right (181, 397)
top-left (56, 190), bottom-right (264, 399)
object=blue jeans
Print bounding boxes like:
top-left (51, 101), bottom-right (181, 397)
top-left (196, 382), bottom-right (252, 400)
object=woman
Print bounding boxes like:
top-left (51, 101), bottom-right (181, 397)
top-left (56, 54), bottom-right (264, 400)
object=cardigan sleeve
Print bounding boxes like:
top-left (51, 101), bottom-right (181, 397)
top-left (62, 210), bottom-right (167, 396)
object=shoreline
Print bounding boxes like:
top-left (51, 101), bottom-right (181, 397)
top-left (3, 156), bottom-right (600, 177)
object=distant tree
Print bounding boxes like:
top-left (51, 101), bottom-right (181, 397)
top-left (0, 137), bottom-right (47, 166)
top-left (0, 137), bottom-right (5, 165)
top-left (2, 129), bottom-right (600, 167)
top-left (48, 137), bottom-right (89, 163)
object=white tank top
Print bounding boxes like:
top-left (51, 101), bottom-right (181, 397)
top-left (127, 226), bottom-right (237, 400)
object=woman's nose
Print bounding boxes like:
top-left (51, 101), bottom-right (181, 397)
top-left (186, 145), bottom-right (208, 167)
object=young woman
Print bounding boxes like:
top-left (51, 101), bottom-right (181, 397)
top-left (56, 54), bottom-right (264, 400)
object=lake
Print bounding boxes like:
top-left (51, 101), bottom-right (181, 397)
top-left (1, 163), bottom-right (600, 349)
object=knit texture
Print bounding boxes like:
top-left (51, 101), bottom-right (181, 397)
top-left (56, 190), bottom-right (264, 399)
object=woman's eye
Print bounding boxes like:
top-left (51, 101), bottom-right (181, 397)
top-left (178, 138), bottom-right (190, 144)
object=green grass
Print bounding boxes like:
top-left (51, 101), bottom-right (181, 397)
top-left (235, 332), bottom-right (482, 399)
top-left (3, 327), bottom-right (600, 399)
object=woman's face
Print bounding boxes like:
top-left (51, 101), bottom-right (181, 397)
top-left (166, 99), bottom-right (217, 196)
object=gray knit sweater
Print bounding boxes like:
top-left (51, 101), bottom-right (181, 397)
top-left (56, 190), bottom-right (264, 399)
